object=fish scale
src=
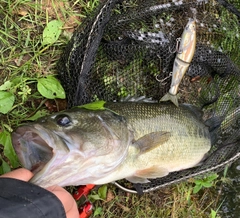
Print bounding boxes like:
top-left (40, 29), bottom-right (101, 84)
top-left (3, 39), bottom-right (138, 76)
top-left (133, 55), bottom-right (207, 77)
top-left (105, 102), bottom-right (209, 139)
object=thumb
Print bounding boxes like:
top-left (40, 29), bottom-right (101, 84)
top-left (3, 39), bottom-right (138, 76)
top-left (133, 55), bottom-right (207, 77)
top-left (0, 168), bottom-right (33, 182)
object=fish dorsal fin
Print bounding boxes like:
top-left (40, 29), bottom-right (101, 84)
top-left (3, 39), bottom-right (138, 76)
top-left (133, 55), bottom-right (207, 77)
top-left (126, 176), bottom-right (150, 184)
top-left (134, 131), bottom-right (171, 154)
top-left (120, 95), bottom-right (157, 103)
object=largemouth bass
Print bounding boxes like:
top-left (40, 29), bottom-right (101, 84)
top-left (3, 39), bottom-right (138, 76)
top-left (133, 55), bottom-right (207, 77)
top-left (12, 102), bottom-right (211, 187)
top-left (160, 18), bottom-right (196, 107)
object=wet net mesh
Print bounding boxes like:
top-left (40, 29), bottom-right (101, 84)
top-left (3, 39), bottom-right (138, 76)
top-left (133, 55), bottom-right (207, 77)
top-left (57, 0), bottom-right (240, 192)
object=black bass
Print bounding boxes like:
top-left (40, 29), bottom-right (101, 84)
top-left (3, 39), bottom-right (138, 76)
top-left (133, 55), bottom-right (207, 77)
top-left (12, 102), bottom-right (211, 187)
top-left (160, 18), bottom-right (197, 107)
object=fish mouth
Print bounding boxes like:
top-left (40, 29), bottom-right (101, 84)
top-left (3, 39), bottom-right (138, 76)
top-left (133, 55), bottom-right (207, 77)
top-left (11, 126), bottom-right (53, 174)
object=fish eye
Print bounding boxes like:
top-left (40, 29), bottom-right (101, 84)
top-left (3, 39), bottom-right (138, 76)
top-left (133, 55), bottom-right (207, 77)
top-left (55, 114), bottom-right (72, 127)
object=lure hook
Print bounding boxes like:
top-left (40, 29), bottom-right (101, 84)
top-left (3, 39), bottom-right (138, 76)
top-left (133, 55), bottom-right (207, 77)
top-left (156, 72), bottom-right (172, 85)
top-left (169, 37), bottom-right (182, 53)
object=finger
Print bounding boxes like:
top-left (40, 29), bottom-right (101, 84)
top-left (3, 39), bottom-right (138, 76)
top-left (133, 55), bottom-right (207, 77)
top-left (47, 185), bottom-right (78, 218)
top-left (0, 168), bottom-right (33, 181)
top-left (66, 202), bottom-right (79, 218)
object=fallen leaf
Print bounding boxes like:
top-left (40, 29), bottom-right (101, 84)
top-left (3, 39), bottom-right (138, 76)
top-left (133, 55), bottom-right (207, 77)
top-left (44, 99), bottom-right (67, 112)
top-left (14, 55), bottom-right (31, 67)
top-left (115, 202), bottom-right (130, 212)
top-left (190, 75), bottom-right (201, 83)
top-left (41, 0), bottom-right (69, 20)
top-left (106, 190), bottom-right (115, 202)
top-left (13, 7), bottom-right (28, 16)
top-left (63, 15), bottom-right (81, 33)
top-left (17, 8), bottom-right (28, 16)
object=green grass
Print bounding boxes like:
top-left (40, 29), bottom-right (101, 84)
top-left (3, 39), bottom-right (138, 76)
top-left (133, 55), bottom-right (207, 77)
top-left (0, 1), bottom-right (227, 217)
top-left (0, 0), bottom-right (101, 168)
top-left (0, 0), bottom-right (87, 172)
top-left (79, 179), bottom-right (224, 218)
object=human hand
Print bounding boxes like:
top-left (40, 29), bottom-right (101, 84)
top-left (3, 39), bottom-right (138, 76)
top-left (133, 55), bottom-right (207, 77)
top-left (0, 168), bottom-right (33, 181)
top-left (46, 185), bottom-right (79, 218)
top-left (1, 168), bottom-right (78, 218)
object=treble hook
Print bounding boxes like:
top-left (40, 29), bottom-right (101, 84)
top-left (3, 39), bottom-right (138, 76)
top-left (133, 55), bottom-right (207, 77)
top-left (169, 37), bottom-right (182, 53)
top-left (156, 72), bottom-right (172, 85)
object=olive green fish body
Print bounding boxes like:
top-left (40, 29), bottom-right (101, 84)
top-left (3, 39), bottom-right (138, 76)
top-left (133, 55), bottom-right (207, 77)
top-left (93, 102), bottom-right (211, 184)
top-left (12, 102), bottom-right (211, 187)
top-left (105, 102), bottom-right (207, 139)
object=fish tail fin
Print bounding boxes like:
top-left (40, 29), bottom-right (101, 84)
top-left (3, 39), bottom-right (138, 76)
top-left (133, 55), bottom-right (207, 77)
top-left (205, 116), bottom-right (224, 145)
top-left (160, 92), bottom-right (179, 107)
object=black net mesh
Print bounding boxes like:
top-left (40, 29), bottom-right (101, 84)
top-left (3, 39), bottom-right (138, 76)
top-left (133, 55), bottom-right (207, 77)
top-left (57, 0), bottom-right (240, 192)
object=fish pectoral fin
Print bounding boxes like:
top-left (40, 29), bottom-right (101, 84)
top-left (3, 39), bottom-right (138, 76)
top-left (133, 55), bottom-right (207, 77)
top-left (126, 176), bottom-right (150, 183)
top-left (135, 165), bottom-right (169, 179)
top-left (126, 166), bottom-right (170, 183)
top-left (135, 131), bottom-right (171, 154)
top-left (160, 92), bottom-right (179, 107)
